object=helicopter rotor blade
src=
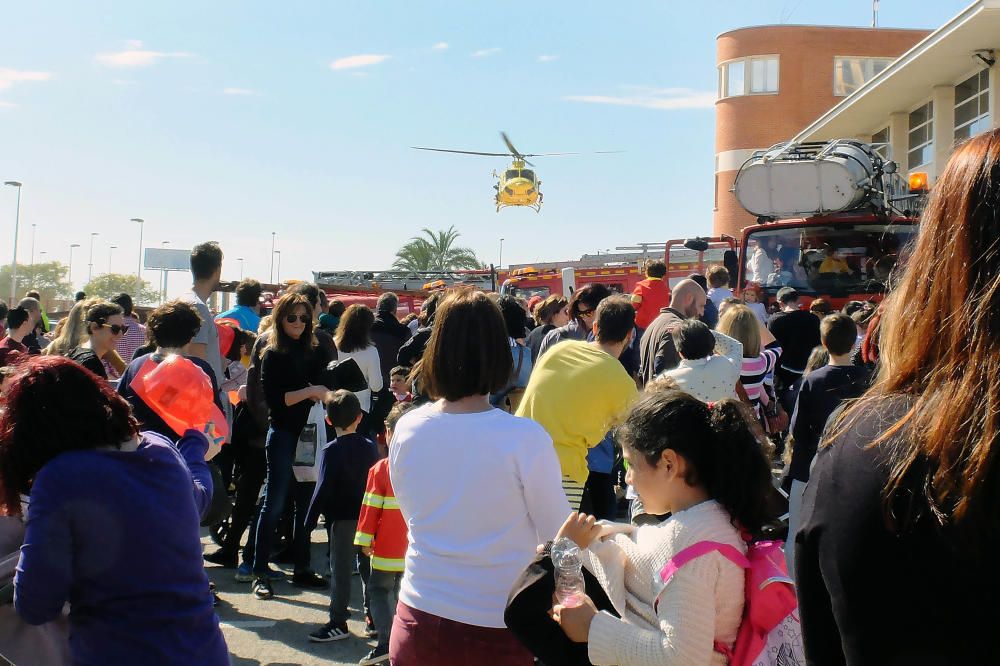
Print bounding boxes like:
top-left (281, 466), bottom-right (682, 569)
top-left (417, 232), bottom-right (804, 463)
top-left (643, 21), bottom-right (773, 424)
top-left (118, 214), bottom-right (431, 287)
top-left (500, 131), bottom-right (523, 159)
top-left (411, 147), bottom-right (511, 157)
top-left (520, 150), bottom-right (625, 157)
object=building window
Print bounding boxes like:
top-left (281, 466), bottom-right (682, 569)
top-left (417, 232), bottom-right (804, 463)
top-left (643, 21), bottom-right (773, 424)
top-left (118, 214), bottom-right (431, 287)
top-left (726, 61), bottom-right (745, 98)
top-left (955, 70), bottom-right (990, 144)
top-left (718, 56), bottom-right (778, 98)
top-left (908, 101), bottom-right (934, 170)
top-left (871, 126), bottom-right (891, 160)
top-left (833, 57), bottom-right (894, 96)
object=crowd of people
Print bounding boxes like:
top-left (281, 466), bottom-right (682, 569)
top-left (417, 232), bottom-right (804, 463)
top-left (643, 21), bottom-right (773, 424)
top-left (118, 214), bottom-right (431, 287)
top-left (1, 128), bottom-right (999, 665)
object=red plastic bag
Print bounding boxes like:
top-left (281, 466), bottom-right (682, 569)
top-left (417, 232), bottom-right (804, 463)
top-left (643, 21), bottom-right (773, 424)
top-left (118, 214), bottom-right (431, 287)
top-left (130, 355), bottom-right (229, 439)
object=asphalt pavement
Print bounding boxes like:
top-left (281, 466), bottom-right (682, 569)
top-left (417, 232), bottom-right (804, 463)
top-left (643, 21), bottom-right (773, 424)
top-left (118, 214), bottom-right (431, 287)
top-left (203, 530), bottom-right (375, 666)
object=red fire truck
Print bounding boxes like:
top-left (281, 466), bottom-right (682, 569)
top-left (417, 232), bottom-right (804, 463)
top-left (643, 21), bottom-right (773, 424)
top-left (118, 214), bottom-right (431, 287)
top-left (731, 139), bottom-right (925, 309)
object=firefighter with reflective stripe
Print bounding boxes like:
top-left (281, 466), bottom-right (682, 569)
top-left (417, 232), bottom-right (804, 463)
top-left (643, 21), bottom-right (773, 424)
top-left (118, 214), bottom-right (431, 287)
top-left (630, 259), bottom-right (671, 330)
top-left (353, 401), bottom-right (416, 664)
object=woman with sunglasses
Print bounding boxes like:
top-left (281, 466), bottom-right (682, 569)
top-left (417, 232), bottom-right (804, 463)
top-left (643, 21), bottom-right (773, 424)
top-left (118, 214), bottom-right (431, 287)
top-left (250, 293), bottom-right (334, 599)
top-left (65, 300), bottom-right (127, 380)
top-left (536, 284), bottom-right (613, 359)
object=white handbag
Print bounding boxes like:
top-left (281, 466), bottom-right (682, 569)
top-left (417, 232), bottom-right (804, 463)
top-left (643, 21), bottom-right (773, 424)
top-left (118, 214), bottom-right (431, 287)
top-left (292, 402), bottom-right (327, 483)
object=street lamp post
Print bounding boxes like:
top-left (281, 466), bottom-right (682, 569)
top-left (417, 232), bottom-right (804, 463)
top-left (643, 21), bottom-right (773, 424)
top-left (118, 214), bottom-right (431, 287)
top-left (68, 243), bottom-right (80, 289)
top-left (237, 257), bottom-right (244, 281)
top-left (270, 232), bottom-right (276, 284)
top-left (131, 218), bottom-right (144, 282)
top-left (274, 250), bottom-right (282, 284)
top-left (88, 232), bottom-right (99, 284)
top-left (29, 223), bottom-right (36, 286)
top-left (109, 245), bottom-right (118, 274)
top-left (160, 241), bottom-right (170, 302)
top-left (4, 181), bottom-right (22, 303)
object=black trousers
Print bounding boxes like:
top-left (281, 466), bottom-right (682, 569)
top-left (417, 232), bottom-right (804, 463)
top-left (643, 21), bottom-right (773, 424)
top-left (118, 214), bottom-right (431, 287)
top-left (579, 472), bottom-right (617, 521)
top-left (222, 445), bottom-right (266, 560)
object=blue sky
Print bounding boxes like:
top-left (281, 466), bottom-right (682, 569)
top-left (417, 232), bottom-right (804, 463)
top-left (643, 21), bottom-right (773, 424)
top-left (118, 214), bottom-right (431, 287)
top-left (0, 0), bottom-right (971, 293)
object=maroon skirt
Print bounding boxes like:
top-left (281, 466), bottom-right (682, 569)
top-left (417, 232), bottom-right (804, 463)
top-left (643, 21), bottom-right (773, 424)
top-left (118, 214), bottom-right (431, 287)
top-left (389, 602), bottom-right (533, 666)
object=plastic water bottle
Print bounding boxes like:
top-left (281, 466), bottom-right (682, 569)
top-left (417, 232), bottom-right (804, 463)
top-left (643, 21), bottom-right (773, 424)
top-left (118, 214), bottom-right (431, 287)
top-left (551, 537), bottom-right (585, 608)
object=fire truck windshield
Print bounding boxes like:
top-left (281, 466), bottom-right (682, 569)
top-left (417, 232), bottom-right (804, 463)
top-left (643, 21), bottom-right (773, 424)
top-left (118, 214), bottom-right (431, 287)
top-left (743, 222), bottom-right (917, 296)
top-left (505, 284), bottom-right (551, 300)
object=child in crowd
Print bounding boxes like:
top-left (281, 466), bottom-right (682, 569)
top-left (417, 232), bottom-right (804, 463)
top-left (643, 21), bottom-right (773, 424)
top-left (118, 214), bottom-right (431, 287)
top-left (388, 365), bottom-right (412, 403)
top-left (705, 265), bottom-right (732, 309)
top-left (353, 401), bottom-right (417, 665)
top-left (306, 390), bottom-right (379, 643)
top-left (551, 388), bottom-right (773, 665)
top-left (742, 283), bottom-right (769, 324)
top-left (782, 314), bottom-right (870, 574)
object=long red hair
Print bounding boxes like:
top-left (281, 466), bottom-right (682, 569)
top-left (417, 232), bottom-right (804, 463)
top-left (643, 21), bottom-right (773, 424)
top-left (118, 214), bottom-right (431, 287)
top-left (830, 128), bottom-right (1000, 540)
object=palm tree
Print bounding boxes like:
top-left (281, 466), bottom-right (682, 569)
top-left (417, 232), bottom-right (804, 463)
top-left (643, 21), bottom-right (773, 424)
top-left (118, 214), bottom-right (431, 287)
top-left (393, 226), bottom-right (481, 272)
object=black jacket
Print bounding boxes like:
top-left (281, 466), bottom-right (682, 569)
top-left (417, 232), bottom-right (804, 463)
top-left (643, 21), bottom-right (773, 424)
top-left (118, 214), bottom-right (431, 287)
top-left (397, 327), bottom-right (432, 368)
top-left (371, 313), bottom-right (411, 383)
top-left (796, 397), bottom-right (1000, 664)
top-left (637, 307), bottom-right (686, 385)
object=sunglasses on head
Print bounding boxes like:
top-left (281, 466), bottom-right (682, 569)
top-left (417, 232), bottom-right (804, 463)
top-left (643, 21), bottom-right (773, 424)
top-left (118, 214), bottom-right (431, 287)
top-left (98, 323), bottom-right (130, 335)
top-left (285, 314), bottom-right (310, 324)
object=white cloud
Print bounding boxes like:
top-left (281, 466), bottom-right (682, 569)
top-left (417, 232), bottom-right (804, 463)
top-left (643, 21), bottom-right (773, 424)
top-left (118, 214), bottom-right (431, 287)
top-left (432, 42), bottom-right (449, 50)
top-left (95, 41), bottom-right (194, 68)
top-left (330, 54), bottom-right (391, 70)
top-left (0, 101), bottom-right (16, 108)
top-left (472, 48), bottom-right (502, 58)
top-left (223, 87), bottom-right (257, 95)
top-left (565, 86), bottom-right (716, 110)
top-left (537, 55), bottom-right (559, 63)
top-left (0, 68), bottom-right (53, 91)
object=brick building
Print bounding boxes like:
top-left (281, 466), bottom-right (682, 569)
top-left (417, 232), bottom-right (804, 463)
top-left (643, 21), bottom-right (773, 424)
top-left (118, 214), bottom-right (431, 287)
top-left (714, 25), bottom-right (928, 237)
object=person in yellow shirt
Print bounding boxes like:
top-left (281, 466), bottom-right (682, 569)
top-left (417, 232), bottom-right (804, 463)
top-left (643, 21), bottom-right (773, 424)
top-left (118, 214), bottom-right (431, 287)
top-left (819, 247), bottom-right (851, 274)
top-left (516, 295), bottom-right (639, 509)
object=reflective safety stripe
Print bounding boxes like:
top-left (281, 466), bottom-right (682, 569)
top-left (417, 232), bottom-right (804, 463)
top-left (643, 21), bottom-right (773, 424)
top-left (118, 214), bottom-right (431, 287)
top-left (354, 532), bottom-right (374, 547)
top-left (371, 555), bottom-right (405, 572)
top-left (362, 492), bottom-right (385, 508)
top-left (363, 493), bottom-right (400, 510)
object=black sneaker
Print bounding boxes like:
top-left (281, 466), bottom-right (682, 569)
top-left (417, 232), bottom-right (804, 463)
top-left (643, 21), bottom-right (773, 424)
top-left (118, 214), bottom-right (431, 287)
top-left (359, 645), bottom-right (389, 665)
top-left (251, 576), bottom-right (273, 600)
top-left (204, 548), bottom-right (238, 568)
top-left (291, 571), bottom-right (329, 589)
top-left (308, 622), bottom-right (350, 642)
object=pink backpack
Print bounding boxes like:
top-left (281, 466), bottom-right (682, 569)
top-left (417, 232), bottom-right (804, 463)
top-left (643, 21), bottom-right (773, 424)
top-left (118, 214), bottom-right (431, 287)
top-left (656, 540), bottom-right (805, 666)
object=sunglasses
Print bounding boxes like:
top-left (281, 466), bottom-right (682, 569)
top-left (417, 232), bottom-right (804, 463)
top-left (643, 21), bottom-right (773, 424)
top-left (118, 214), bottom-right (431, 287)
top-left (285, 314), bottom-right (311, 324)
top-left (98, 323), bottom-right (130, 335)
top-left (576, 308), bottom-right (596, 317)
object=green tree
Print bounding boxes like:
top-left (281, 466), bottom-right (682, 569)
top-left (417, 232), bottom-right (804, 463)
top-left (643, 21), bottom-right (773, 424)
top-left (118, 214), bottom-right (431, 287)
top-left (392, 226), bottom-right (481, 272)
top-left (82, 273), bottom-right (161, 305)
top-left (0, 261), bottom-right (72, 305)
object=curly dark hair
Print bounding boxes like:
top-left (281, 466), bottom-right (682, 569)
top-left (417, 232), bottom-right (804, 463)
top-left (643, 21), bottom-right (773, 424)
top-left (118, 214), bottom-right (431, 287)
top-left (615, 388), bottom-right (773, 534)
top-left (146, 300), bottom-right (203, 349)
top-left (0, 355), bottom-right (139, 515)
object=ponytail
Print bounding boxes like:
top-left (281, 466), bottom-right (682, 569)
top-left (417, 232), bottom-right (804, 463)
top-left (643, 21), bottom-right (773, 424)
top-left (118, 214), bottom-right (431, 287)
top-left (707, 399), bottom-right (773, 534)
top-left (616, 389), bottom-right (773, 534)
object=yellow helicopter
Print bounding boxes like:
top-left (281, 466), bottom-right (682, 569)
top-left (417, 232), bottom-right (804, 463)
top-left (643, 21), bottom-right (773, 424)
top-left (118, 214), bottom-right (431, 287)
top-left (412, 132), bottom-right (619, 212)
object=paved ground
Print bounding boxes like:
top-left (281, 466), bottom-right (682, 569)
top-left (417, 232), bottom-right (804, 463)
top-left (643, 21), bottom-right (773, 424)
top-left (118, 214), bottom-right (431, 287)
top-left (203, 530), bottom-right (374, 666)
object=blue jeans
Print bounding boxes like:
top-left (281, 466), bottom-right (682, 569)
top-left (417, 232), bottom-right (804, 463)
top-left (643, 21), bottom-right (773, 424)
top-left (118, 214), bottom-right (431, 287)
top-left (251, 427), bottom-right (313, 576)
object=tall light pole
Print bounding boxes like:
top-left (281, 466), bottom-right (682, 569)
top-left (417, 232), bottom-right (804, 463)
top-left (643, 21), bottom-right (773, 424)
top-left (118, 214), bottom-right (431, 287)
top-left (160, 240), bottom-right (170, 302)
top-left (29, 223), bottom-right (36, 286)
top-left (4, 181), bottom-right (22, 303)
top-left (88, 232), bottom-right (99, 284)
top-left (131, 218), bottom-right (144, 282)
top-left (237, 257), bottom-right (244, 281)
top-left (499, 237), bottom-right (505, 270)
top-left (68, 243), bottom-right (80, 289)
top-left (108, 245), bottom-right (118, 274)
top-left (274, 250), bottom-right (282, 284)
top-left (269, 231), bottom-right (276, 284)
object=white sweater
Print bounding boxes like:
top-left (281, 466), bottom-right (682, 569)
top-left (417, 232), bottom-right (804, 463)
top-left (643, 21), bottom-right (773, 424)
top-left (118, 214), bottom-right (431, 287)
top-left (389, 403), bottom-right (571, 628)
top-left (583, 500), bottom-right (746, 666)
top-left (336, 344), bottom-right (383, 413)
